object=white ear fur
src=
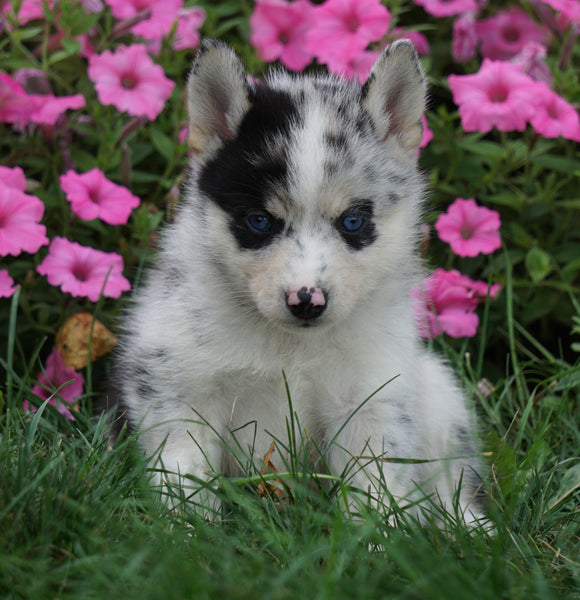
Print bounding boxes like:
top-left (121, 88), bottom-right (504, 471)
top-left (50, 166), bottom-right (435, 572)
top-left (187, 40), bottom-right (252, 159)
top-left (362, 40), bottom-right (427, 156)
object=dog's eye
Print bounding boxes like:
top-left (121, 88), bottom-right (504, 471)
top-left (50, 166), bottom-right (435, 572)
top-left (246, 212), bottom-right (271, 233)
top-left (342, 215), bottom-right (364, 232)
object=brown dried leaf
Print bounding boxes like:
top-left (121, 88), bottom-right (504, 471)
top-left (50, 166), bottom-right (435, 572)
top-left (56, 312), bottom-right (117, 370)
top-left (257, 442), bottom-right (289, 503)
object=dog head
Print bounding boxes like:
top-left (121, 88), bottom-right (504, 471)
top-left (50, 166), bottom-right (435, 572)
top-left (185, 40), bottom-right (427, 330)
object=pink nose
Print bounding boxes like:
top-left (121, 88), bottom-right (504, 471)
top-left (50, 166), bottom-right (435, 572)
top-left (286, 286), bottom-right (327, 321)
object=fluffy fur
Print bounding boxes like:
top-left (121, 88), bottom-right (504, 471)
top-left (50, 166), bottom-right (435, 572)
top-left (114, 40), bottom-right (486, 523)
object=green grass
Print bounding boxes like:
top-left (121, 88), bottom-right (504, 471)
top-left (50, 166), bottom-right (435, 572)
top-left (1, 312), bottom-right (579, 599)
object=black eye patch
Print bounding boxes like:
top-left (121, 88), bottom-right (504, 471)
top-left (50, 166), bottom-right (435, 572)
top-left (335, 200), bottom-right (378, 250)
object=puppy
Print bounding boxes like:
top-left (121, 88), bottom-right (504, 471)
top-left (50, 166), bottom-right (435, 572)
top-left (115, 39), bottom-right (485, 523)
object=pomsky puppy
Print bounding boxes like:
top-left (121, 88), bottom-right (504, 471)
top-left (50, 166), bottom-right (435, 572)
top-left (114, 39), bottom-right (486, 523)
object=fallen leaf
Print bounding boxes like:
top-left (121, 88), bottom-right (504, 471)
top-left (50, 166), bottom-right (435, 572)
top-left (257, 442), bottom-right (289, 503)
top-left (56, 312), bottom-right (117, 369)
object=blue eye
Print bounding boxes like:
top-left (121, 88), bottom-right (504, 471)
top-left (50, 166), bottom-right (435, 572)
top-left (342, 215), bottom-right (364, 232)
top-left (247, 213), bottom-right (271, 233)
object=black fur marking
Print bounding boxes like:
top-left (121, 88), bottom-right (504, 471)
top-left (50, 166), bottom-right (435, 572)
top-left (360, 73), bottom-right (375, 101)
top-left (388, 191), bottom-right (402, 204)
top-left (385, 172), bottom-right (409, 186)
top-left (324, 131), bottom-right (349, 152)
top-left (335, 200), bottom-right (378, 251)
top-left (199, 84), bottom-right (300, 250)
top-left (323, 161), bottom-right (340, 177)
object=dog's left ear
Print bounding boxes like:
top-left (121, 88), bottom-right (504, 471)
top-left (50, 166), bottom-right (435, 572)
top-left (187, 39), bottom-right (252, 159)
top-left (362, 40), bottom-right (427, 156)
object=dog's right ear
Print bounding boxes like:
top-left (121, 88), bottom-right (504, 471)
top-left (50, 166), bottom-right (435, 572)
top-left (187, 40), bottom-right (252, 159)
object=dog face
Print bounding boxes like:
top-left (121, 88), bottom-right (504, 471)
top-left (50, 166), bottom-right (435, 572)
top-left (186, 41), bottom-right (426, 330)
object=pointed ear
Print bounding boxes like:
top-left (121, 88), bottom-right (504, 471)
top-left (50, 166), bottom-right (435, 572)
top-left (187, 40), bottom-right (252, 159)
top-left (362, 40), bottom-right (427, 156)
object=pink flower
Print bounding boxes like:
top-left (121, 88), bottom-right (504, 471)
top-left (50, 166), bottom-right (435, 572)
top-left (37, 237), bottom-right (131, 302)
top-left (452, 12), bottom-right (478, 63)
top-left (538, 0), bottom-right (580, 25)
top-left (0, 73), bottom-right (37, 126)
top-left (88, 44), bottom-right (175, 121)
top-left (512, 42), bottom-right (553, 85)
top-left (28, 93), bottom-right (86, 126)
top-left (24, 347), bottom-right (83, 421)
top-left (60, 169), bottom-right (141, 225)
top-left (0, 72), bottom-right (85, 127)
top-left (0, 269), bottom-right (17, 298)
top-left (250, 0), bottom-right (314, 71)
top-left (0, 165), bottom-right (27, 191)
top-left (12, 69), bottom-right (86, 124)
top-left (528, 82), bottom-right (580, 141)
top-left (435, 198), bottom-right (501, 257)
top-left (412, 269), bottom-right (480, 338)
top-left (325, 50), bottom-right (379, 83)
top-left (448, 59), bottom-right (539, 133)
top-left (412, 0), bottom-right (478, 18)
top-left (476, 8), bottom-right (549, 61)
top-left (104, 0), bottom-right (156, 19)
top-left (0, 181), bottom-right (49, 257)
top-left (306, 0), bottom-right (391, 64)
top-left (172, 6), bottom-right (206, 51)
top-left (9, 0), bottom-right (55, 24)
top-left (131, 0), bottom-right (182, 48)
top-left (412, 269), bottom-right (499, 339)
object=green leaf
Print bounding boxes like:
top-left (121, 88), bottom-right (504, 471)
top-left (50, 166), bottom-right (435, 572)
top-left (548, 462), bottom-right (580, 510)
top-left (525, 247), bottom-right (552, 283)
top-left (532, 154), bottom-right (580, 174)
top-left (150, 128), bottom-right (175, 162)
top-left (459, 138), bottom-right (505, 161)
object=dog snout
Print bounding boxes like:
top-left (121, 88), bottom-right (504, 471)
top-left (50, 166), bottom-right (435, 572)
top-left (286, 286), bottom-right (328, 321)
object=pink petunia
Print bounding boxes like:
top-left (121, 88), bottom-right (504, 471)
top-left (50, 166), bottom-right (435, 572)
top-left (104, 0), bottom-right (156, 19)
top-left (37, 237), bottom-right (131, 302)
top-left (172, 6), bottom-right (206, 51)
top-left (412, 269), bottom-right (479, 339)
top-left (28, 93), bottom-right (86, 126)
top-left (325, 50), bottom-right (379, 84)
top-left (88, 44), bottom-right (175, 120)
top-left (0, 72), bottom-right (85, 127)
top-left (60, 168), bottom-right (141, 225)
top-left (250, 0), bottom-right (315, 71)
top-left (538, 0), bottom-right (580, 25)
top-left (528, 81), bottom-right (580, 141)
top-left (412, 0), bottom-right (478, 18)
top-left (306, 0), bottom-right (391, 64)
top-left (435, 198), bottom-right (502, 257)
top-left (0, 73), bottom-right (39, 126)
top-left (452, 12), bottom-right (478, 63)
top-left (12, 68), bottom-right (86, 125)
top-left (448, 59), bottom-right (539, 133)
top-left (23, 347), bottom-right (83, 421)
top-left (476, 8), bottom-right (549, 61)
top-left (0, 165), bottom-right (27, 191)
top-left (130, 0), bottom-right (182, 50)
top-left (412, 269), bottom-right (499, 339)
top-left (0, 269), bottom-right (17, 298)
top-left (512, 42), bottom-right (553, 85)
top-left (0, 181), bottom-right (49, 257)
top-left (6, 0), bottom-right (55, 24)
